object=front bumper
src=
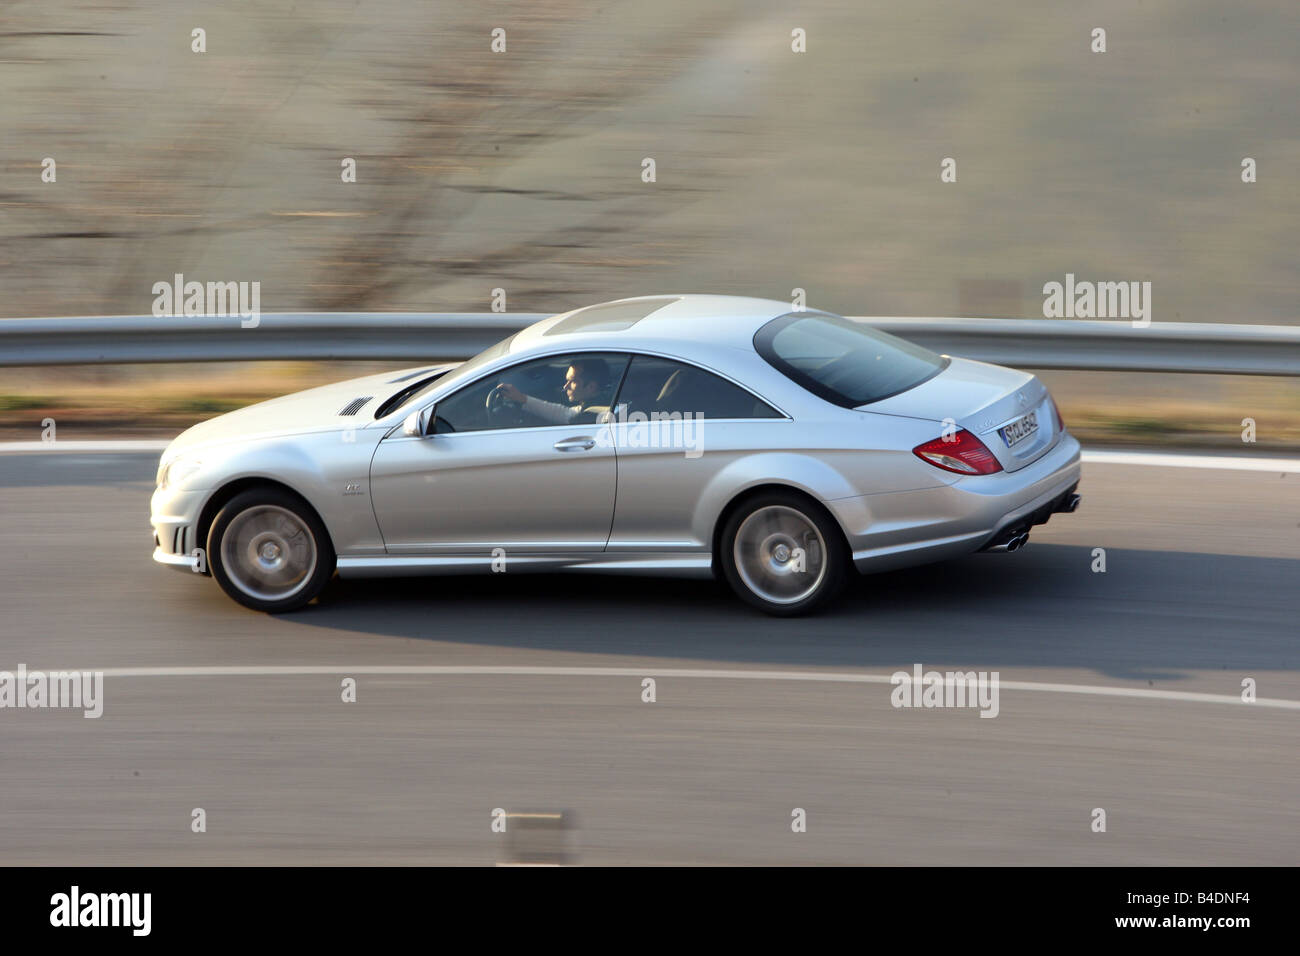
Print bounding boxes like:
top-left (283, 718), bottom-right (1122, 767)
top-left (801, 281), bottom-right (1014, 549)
top-left (150, 484), bottom-right (207, 573)
top-left (152, 544), bottom-right (201, 571)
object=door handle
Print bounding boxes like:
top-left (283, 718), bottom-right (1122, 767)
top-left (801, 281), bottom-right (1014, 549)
top-left (554, 436), bottom-right (596, 452)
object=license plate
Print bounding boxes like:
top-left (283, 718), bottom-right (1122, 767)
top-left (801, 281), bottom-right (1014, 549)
top-left (999, 410), bottom-right (1038, 448)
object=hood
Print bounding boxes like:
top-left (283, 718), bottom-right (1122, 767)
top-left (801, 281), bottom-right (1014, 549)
top-left (165, 364), bottom-right (455, 457)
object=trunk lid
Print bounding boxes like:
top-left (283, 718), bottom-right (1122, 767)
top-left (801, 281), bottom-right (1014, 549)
top-left (857, 356), bottom-right (1059, 472)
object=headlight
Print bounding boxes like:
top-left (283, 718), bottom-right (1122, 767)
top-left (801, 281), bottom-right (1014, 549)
top-left (159, 457), bottom-right (203, 490)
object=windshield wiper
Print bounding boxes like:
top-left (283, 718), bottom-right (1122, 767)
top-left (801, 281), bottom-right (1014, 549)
top-left (373, 372), bottom-right (447, 419)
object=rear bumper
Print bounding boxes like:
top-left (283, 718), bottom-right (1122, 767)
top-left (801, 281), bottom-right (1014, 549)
top-left (977, 483), bottom-right (1079, 551)
top-left (832, 433), bottom-right (1082, 573)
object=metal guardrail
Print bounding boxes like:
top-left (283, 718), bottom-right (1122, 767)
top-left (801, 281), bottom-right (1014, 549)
top-left (874, 318), bottom-right (1300, 376)
top-left (2, 313), bottom-right (1299, 374)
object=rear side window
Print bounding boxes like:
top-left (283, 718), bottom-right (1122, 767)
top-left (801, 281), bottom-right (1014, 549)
top-left (615, 356), bottom-right (782, 420)
top-left (754, 312), bottom-right (948, 407)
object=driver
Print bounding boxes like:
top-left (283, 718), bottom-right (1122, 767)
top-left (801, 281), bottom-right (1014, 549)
top-left (496, 358), bottom-right (612, 425)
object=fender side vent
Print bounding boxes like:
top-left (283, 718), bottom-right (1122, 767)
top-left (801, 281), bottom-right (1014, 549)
top-left (338, 396), bottom-right (373, 416)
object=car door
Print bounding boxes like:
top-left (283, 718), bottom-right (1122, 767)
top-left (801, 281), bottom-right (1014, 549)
top-left (370, 352), bottom-right (630, 554)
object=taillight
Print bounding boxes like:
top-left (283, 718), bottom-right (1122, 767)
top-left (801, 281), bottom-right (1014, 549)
top-left (912, 429), bottom-right (1003, 475)
top-left (1050, 396), bottom-right (1065, 432)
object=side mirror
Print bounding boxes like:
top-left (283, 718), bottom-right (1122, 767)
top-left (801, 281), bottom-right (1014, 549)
top-left (402, 407), bottom-right (431, 437)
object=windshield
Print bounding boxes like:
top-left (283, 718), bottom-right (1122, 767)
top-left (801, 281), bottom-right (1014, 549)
top-left (388, 332), bottom-right (519, 416)
top-left (754, 312), bottom-right (948, 407)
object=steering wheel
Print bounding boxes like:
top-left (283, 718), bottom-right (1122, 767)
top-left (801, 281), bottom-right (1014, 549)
top-left (486, 383), bottom-right (525, 423)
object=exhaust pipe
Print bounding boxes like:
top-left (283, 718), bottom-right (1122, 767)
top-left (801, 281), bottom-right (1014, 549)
top-left (1054, 493), bottom-right (1081, 514)
top-left (985, 528), bottom-right (1029, 553)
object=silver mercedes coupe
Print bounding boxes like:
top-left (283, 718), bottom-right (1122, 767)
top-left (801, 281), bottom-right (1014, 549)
top-left (151, 295), bottom-right (1082, 615)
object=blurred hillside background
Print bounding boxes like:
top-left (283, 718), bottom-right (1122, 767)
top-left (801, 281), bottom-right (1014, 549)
top-left (1, 0), bottom-right (1297, 444)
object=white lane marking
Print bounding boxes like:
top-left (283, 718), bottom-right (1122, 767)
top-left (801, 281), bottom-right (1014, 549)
top-left (34, 664), bottom-right (1300, 711)
top-left (1081, 450), bottom-right (1297, 473)
top-left (0, 440), bottom-right (171, 454)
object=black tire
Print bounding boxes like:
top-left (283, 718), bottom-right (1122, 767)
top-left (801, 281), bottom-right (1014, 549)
top-left (718, 490), bottom-right (848, 616)
top-left (206, 488), bottom-right (335, 613)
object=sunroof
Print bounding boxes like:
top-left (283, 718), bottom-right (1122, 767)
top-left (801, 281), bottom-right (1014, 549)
top-left (543, 297), bottom-right (679, 336)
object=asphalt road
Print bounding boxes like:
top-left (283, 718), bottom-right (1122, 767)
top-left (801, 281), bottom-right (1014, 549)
top-left (1, 450), bottom-right (1297, 865)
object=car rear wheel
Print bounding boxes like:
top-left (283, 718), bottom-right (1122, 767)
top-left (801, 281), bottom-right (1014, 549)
top-left (207, 488), bottom-right (335, 613)
top-left (719, 492), bottom-right (848, 616)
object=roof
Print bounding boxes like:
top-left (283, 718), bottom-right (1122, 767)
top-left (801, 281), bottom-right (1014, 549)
top-left (512, 294), bottom-right (804, 354)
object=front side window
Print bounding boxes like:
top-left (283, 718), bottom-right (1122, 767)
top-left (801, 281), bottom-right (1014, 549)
top-left (614, 355), bottom-right (782, 420)
top-left (754, 312), bottom-right (948, 407)
top-left (432, 352), bottom-right (629, 433)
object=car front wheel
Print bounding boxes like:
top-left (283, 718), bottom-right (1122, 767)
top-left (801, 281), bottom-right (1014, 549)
top-left (719, 492), bottom-right (848, 616)
top-left (207, 488), bottom-right (335, 613)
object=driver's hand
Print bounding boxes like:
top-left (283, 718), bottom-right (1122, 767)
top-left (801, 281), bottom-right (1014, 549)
top-left (498, 383), bottom-right (525, 403)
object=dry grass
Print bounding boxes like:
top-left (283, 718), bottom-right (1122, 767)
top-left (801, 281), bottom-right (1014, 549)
top-left (3, 362), bottom-right (1296, 450)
